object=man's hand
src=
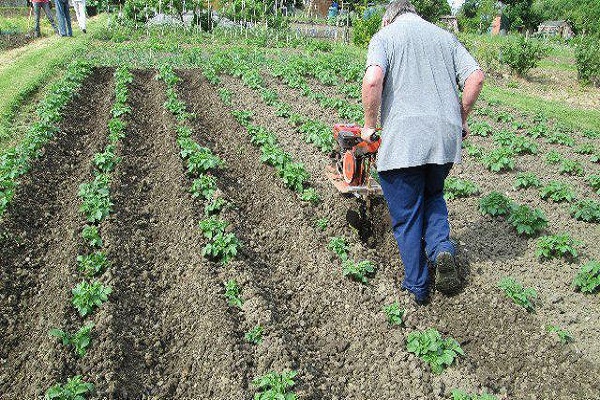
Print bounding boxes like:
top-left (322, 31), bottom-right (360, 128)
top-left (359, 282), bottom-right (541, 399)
top-left (361, 127), bottom-right (377, 143)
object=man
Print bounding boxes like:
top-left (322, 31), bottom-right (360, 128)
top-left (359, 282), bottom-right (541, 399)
top-left (54, 0), bottom-right (73, 36)
top-left (361, 0), bottom-right (484, 304)
top-left (30, 0), bottom-right (59, 38)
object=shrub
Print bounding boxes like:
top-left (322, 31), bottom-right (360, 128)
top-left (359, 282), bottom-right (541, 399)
top-left (507, 205), bottom-right (547, 236)
top-left (574, 36), bottom-right (600, 87)
top-left (573, 260), bottom-right (600, 294)
top-left (352, 11), bottom-right (383, 48)
top-left (570, 199), bottom-right (600, 223)
top-left (479, 192), bottom-right (513, 217)
top-left (406, 328), bottom-right (464, 374)
top-left (500, 35), bottom-right (548, 76)
top-left (535, 233), bottom-right (581, 260)
top-left (498, 277), bottom-right (536, 311)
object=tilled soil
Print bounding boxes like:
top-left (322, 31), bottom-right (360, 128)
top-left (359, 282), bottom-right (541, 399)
top-left (0, 67), bottom-right (113, 397)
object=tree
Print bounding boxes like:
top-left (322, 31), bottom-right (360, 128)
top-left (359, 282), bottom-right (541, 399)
top-left (457, 0), bottom-right (497, 33)
top-left (532, 0), bottom-right (600, 35)
top-left (412, 0), bottom-right (451, 22)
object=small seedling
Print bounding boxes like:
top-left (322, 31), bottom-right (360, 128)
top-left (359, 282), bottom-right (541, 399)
top-left (482, 147), bottom-right (515, 172)
top-left (315, 218), bottom-right (328, 231)
top-left (546, 325), bottom-right (574, 344)
top-left (218, 88), bottom-right (233, 106)
top-left (570, 199), bottom-right (600, 223)
top-left (260, 88), bottom-right (278, 105)
top-left (479, 192), bottom-right (513, 217)
top-left (252, 370), bottom-right (297, 400)
top-left (328, 237), bottom-right (348, 259)
top-left (539, 181), bottom-right (576, 203)
top-left (342, 259), bottom-right (375, 284)
top-left (186, 148), bottom-right (223, 176)
top-left (510, 135), bottom-right (538, 155)
top-left (299, 188), bottom-right (320, 204)
top-left (72, 280), bottom-right (112, 317)
top-left (45, 375), bottom-right (94, 400)
top-left (224, 279), bottom-right (243, 307)
top-left (406, 328), bottom-right (464, 374)
top-left (451, 389), bottom-right (498, 400)
top-left (544, 149), bottom-right (564, 165)
top-left (202, 232), bottom-right (239, 264)
top-left (49, 324), bottom-right (94, 357)
top-left (587, 174), bottom-right (600, 195)
top-left (507, 205), bottom-right (547, 236)
top-left (245, 325), bottom-right (264, 344)
top-left (383, 302), bottom-right (405, 326)
top-left (573, 260), bottom-right (600, 294)
top-left (93, 145), bottom-right (121, 173)
top-left (444, 177), bottom-right (479, 200)
top-left (498, 277), bottom-right (536, 311)
top-left (536, 233), bottom-right (581, 260)
top-left (199, 216), bottom-right (228, 239)
top-left (76, 252), bottom-right (110, 277)
top-left (249, 126), bottom-right (278, 147)
top-left (558, 159), bottom-right (584, 176)
top-left (513, 172), bottom-right (541, 190)
top-left (81, 225), bottom-right (102, 248)
top-left (204, 197), bottom-right (227, 216)
top-left (190, 174), bottom-right (218, 200)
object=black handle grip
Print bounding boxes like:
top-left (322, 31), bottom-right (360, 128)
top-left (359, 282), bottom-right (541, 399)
top-left (370, 132), bottom-right (380, 141)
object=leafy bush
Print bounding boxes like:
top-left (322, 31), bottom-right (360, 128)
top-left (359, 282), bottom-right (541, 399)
top-left (498, 277), bottom-right (536, 311)
top-left (575, 143), bottom-right (596, 155)
top-left (507, 205), bottom-right (547, 236)
top-left (482, 147), bottom-right (515, 172)
top-left (500, 35), bottom-right (547, 76)
top-left (252, 370), bottom-right (297, 400)
top-left (539, 181), bottom-right (576, 203)
top-left (510, 136), bottom-right (538, 155)
top-left (248, 125), bottom-right (278, 147)
top-left (49, 324), bottom-right (94, 357)
top-left (342, 259), bottom-right (375, 283)
top-left (570, 199), bottom-right (600, 223)
top-left (574, 36), bottom-right (600, 87)
top-left (444, 177), bottom-right (479, 200)
top-left (536, 233), bottom-right (581, 260)
top-left (224, 279), bottom-right (243, 307)
top-left (406, 328), bottom-right (464, 374)
top-left (573, 260), bottom-right (600, 294)
top-left (77, 252), bottom-right (110, 277)
top-left (260, 144), bottom-right (292, 169)
top-left (45, 375), bottom-right (94, 400)
top-left (352, 11), bottom-right (382, 48)
top-left (383, 302), bottom-right (405, 326)
top-left (72, 281), bottom-right (112, 317)
top-left (513, 172), bottom-right (541, 190)
top-left (245, 325), bottom-right (264, 345)
top-left (479, 192), bottom-right (513, 217)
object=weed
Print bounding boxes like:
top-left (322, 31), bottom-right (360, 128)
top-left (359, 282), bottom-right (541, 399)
top-left (479, 192), bottom-right (513, 217)
top-left (573, 260), bottom-right (600, 294)
top-left (202, 232), bottom-right (239, 264)
top-left (383, 302), bottom-right (405, 326)
top-left (342, 259), bottom-right (375, 283)
top-left (507, 205), bottom-right (547, 236)
top-left (328, 237), bottom-right (348, 259)
top-left (45, 375), bottom-right (94, 400)
top-left (218, 88), bottom-right (233, 106)
top-left (77, 252), bottom-right (110, 277)
top-left (191, 174), bottom-right (217, 200)
top-left (72, 280), bottom-right (111, 317)
top-left (570, 199), bottom-right (600, 223)
top-left (49, 324), bottom-right (94, 357)
top-left (444, 177), bottom-right (479, 200)
top-left (406, 328), bottom-right (464, 374)
top-left (539, 181), bottom-right (576, 203)
top-left (536, 233), bottom-right (581, 260)
top-left (245, 325), bottom-right (264, 344)
top-left (299, 188), bottom-right (320, 204)
top-left (482, 147), bottom-right (515, 172)
top-left (546, 325), bottom-right (574, 344)
top-left (81, 225), bottom-right (102, 248)
top-left (199, 216), bottom-right (228, 239)
top-left (224, 279), bottom-right (243, 307)
top-left (252, 370), bottom-right (297, 400)
top-left (544, 149), bottom-right (564, 165)
top-left (205, 197), bottom-right (227, 216)
top-left (279, 162), bottom-right (309, 193)
top-left (558, 159), bottom-right (584, 176)
top-left (498, 277), bottom-right (536, 311)
top-left (315, 218), bottom-right (328, 231)
top-left (514, 172), bottom-right (541, 190)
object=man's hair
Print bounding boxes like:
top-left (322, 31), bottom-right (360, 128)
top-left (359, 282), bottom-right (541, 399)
top-left (382, 0), bottom-right (417, 24)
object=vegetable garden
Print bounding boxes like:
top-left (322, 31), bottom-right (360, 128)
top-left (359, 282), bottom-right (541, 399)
top-left (0, 18), bottom-right (599, 400)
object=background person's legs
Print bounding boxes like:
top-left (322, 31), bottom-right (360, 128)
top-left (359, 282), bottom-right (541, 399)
top-left (73, 0), bottom-right (86, 31)
top-left (54, 0), bottom-right (72, 36)
top-left (40, 2), bottom-right (59, 34)
top-left (33, 3), bottom-right (42, 37)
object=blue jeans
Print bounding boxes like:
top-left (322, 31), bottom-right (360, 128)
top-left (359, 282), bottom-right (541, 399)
top-left (54, 0), bottom-right (72, 36)
top-left (379, 163), bottom-right (455, 300)
top-left (33, 2), bottom-right (58, 37)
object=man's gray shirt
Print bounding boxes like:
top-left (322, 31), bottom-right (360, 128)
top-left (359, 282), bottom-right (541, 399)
top-left (365, 13), bottom-right (480, 172)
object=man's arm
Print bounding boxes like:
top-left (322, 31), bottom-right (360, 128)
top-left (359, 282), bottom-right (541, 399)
top-left (460, 69), bottom-right (485, 137)
top-left (361, 65), bottom-right (385, 142)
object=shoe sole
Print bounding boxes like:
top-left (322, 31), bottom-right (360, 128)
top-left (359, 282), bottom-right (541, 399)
top-left (435, 252), bottom-right (460, 294)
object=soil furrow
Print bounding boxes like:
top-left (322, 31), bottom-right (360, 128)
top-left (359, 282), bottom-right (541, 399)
top-left (0, 68), bottom-right (114, 398)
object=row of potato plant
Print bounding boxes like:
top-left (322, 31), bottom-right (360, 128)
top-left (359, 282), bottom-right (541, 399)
top-left (46, 66), bottom-right (133, 399)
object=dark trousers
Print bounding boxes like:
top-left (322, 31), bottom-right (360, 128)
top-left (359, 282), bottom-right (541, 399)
top-left (55, 0), bottom-right (72, 36)
top-left (33, 2), bottom-right (58, 37)
top-left (379, 163), bottom-right (454, 300)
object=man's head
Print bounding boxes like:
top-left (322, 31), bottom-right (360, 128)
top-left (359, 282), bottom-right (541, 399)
top-left (382, 0), bottom-right (417, 26)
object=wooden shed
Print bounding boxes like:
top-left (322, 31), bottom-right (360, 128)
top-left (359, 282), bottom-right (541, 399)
top-left (537, 20), bottom-right (574, 39)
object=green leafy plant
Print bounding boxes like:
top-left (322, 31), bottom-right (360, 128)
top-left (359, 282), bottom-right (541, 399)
top-left (588, 174), bottom-right (600, 195)
top-left (573, 260), bottom-right (600, 294)
top-left (218, 88), bottom-right (233, 106)
top-left (299, 188), bottom-right (320, 204)
top-left (49, 324), bottom-right (94, 357)
top-left (93, 145), bottom-right (121, 173)
top-left (199, 216), bottom-right (228, 239)
top-left (202, 232), bottom-right (239, 264)
top-left (187, 148), bottom-right (223, 176)
top-left (546, 132), bottom-right (575, 147)
top-left (498, 277), bottom-right (536, 311)
top-left (231, 110), bottom-right (253, 127)
top-left (205, 197), bottom-right (227, 216)
top-left (76, 252), bottom-right (110, 277)
top-left (539, 181), bottom-right (576, 203)
top-left (274, 102), bottom-right (292, 118)
top-left (536, 233), bottom-right (581, 260)
top-left (470, 120), bottom-right (493, 137)
top-left (260, 144), bottom-right (292, 169)
top-left (383, 302), bottom-right (405, 326)
top-left (328, 237), bottom-right (349, 259)
top-left (482, 147), bottom-right (515, 172)
top-left (510, 135), bottom-right (538, 155)
top-left (45, 375), bottom-right (94, 400)
top-left (315, 218), bottom-right (328, 231)
top-left (444, 177), bottom-right (479, 200)
top-left (570, 199), bottom-right (600, 223)
top-left (479, 192), bottom-right (513, 217)
top-left (546, 325), bottom-right (574, 344)
top-left (575, 143), bottom-right (595, 155)
top-left (525, 123), bottom-right (548, 138)
top-left (72, 280), bottom-right (112, 317)
top-left (249, 126), bottom-right (278, 147)
top-left (81, 225), bottom-right (102, 248)
top-left (507, 205), bottom-right (547, 236)
top-left (260, 89), bottom-right (278, 105)
top-left (451, 389), bottom-right (498, 400)
top-left (191, 174), bottom-right (218, 200)
top-left (279, 162), bottom-right (309, 193)
top-left (78, 174), bottom-right (112, 223)
top-left (513, 172), bottom-right (541, 190)
top-left (500, 35), bottom-right (547, 76)
top-left (406, 328), bottom-right (464, 374)
top-left (559, 159), bottom-right (584, 176)
top-left (544, 149), bottom-right (564, 165)
top-left (252, 370), bottom-right (297, 400)
top-left (245, 325), bottom-right (264, 344)
top-left (342, 259), bottom-right (375, 284)
top-left (224, 279), bottom-right (243, 307)
top-left (492, 129), bottom-right (516, 147)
